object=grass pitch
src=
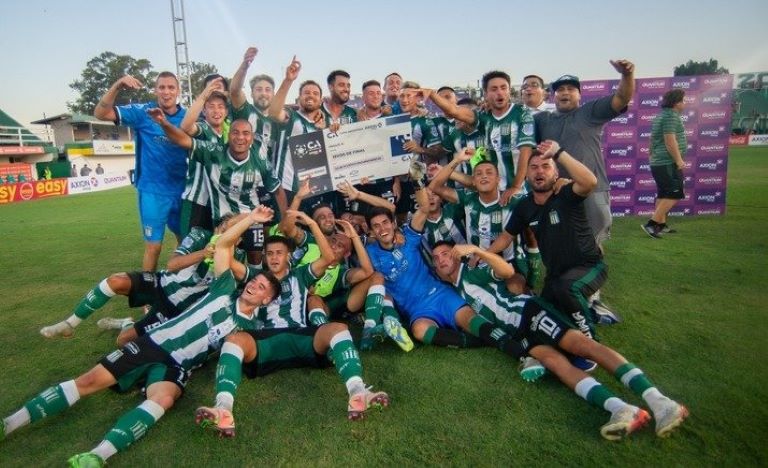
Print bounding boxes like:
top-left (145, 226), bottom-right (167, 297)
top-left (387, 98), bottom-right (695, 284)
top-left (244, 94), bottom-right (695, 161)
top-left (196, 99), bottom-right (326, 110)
top-left (0, 146), bottom-right (766, 466)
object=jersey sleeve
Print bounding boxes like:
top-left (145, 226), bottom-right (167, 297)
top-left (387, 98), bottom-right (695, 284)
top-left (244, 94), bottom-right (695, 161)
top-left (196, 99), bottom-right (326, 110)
top-left (423, 118), bottom-right (442, 148)
top-left (516, 107), bottom-right (536, 148)
top-left (115, 103), bottom-right (149, 128)
top-left (190, 139), bottom-right (221, 164)
top-left (175, 228), bottom-right (212, 255)
top-left (583, 95), bottom-right (623, 126)
top-left (295, 263), bottom-right (320, 288)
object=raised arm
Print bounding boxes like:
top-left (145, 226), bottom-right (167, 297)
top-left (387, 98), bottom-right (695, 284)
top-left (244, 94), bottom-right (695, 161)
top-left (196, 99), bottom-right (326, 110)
top-left (214, 206), bottom-right (274, 276)
top-left (291, 210), bottom-right (335, 277)
top-left (452, 244), bottom-right (515, 279)
top-left (409, 176), bottom-right (431, 232)
top-left (268, 55), bottom-right (301, 123)
top-left (539, 140), bottom-right (597, 196)
top-left (147, 108), bottom-right (193, 150)
top-left (420, 88), bottom-right (476, 126)
top-left (336, 219), bottom-right (374, 284)
top-left (278, 178), bottom-right (312, 243)
top-left (428, 149), bottom-right (472, 204)
top-left (337, 181), bottom-right (396, 214)
top-left (94, 75), bottom-right (143, 122)
top-left (609, 59), bottom-right (635, 113)
top-left (180, 78), bottom-right (225, 136)
top-left (230, 47), bottom-right (258, 110)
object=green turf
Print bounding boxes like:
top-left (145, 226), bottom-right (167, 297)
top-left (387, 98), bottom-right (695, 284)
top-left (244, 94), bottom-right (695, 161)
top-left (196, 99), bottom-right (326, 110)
top-left (0, 146), bottom-right (766, 466)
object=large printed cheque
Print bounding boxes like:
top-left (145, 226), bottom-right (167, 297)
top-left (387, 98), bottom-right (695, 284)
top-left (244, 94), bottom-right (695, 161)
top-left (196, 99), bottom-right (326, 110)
top-left (288, 114), bottom-right (413, 195)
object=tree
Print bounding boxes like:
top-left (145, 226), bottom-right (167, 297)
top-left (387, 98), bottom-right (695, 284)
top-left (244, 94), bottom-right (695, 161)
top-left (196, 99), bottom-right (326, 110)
top-left (674, 59), bottom-right (729, 76)
top-left (189, 62), bottom-right (220, 96)
top-left (68, 51), bottom-right (157, 114)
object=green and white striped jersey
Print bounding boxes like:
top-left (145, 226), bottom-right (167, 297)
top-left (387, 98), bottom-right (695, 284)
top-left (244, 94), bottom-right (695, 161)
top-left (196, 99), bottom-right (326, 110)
top-left (229, 102), bottom-right (277, 165)
top-left (457, 190), bottom-right (517, 261)
top-left (149, 270), bottom-right (256, 369)
top-left (422, 203), bottom-right (466, 249)
top-left (182, 122), bottom-right (227, 204)
top-left (474, 105), bottom-right (535, 190)
top-left (321, 101), bottom-right (358, 125)
top-left (432, 116), bottom-right (455, 143)
top-left (254, 264), bottom-right (319, 329)
top-left (410, 116), bottom-right (442, 163)
top-left (442, 126), bottom-right (485, 177)
top-left (273, 109), bottom-right (329, 191)
top-left (190, 139), bottom-right (281, 224)
top-left (452, 263), bottom-right (527, 331)
top-left (159, 227), bottom-right (248, 312)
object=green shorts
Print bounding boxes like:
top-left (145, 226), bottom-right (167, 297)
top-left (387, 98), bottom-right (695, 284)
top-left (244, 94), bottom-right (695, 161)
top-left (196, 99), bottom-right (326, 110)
top-left (242, 327), bottom-right (331, 378)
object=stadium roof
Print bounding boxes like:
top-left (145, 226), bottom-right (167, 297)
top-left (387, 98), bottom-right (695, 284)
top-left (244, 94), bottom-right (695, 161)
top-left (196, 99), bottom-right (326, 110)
top-left (31, 113), bottom-right (114, 125)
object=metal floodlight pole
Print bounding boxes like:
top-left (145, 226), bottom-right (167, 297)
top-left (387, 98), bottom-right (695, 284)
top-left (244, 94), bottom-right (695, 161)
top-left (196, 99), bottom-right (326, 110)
top-left (170, 0), bottom-right (193, 106)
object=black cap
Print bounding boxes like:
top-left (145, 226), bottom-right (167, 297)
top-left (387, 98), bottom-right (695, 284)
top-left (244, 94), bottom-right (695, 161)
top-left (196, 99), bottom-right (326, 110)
top-left (550, 74), bottom-right (580, 92)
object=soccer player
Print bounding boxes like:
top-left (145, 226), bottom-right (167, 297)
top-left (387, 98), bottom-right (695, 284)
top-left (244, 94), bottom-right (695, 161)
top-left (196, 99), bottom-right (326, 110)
top-left (39, 214), bottom-right (252, 344)
top-left (150, 109), bottom-right (287, 264)
top-left (440, 97), bottom-right (484, 182)
top-left (194, 210), bottom-right (389, 436)
top-left (178, 77), bottom-right (230, 236)
top-left (432, 86), bottom-right (458, 146)
top-left (422, 71), bottom-right (536, 206)
top-left (2, 206), bottom-right (280, 466)
top-left (382, 72), bottom-right (403, 115)
top-left (268, 55), bottom-right (329, 196)
top-left (357, 79), bottom-right (386, 121)
top-left (364, 165), bottom-right (529, 360)
top-left (94, 72), bottom-right (188, 272)
top-left (431, 240), bottom-right (688, 440)
top-left (322, 70), bottom-right (358, 126)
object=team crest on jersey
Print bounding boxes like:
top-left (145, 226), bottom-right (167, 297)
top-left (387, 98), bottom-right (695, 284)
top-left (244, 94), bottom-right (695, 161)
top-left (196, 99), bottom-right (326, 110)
top-left (501, 125), bottom-right (511, 136)
top-left (491, 211), bottom-right (502, 224)
top-left (393, 249), bottom-right (403, 261)
top-left (181, 236), bottom-right (194, 249)
top-left (549, 210), bottom-right (560, 225)
top-left (522, 123), bottom-right (534, 136)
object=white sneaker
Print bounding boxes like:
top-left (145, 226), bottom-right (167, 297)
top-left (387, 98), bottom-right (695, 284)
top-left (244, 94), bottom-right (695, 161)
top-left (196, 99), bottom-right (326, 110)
top-left (40, 321), bottom-right (74, 339)
top-left (600, 406), bottom-right (650, 441)
top-left (654, 397), bottom-right (689, 437)
top-left (518, 356), bottom-right (546, 382)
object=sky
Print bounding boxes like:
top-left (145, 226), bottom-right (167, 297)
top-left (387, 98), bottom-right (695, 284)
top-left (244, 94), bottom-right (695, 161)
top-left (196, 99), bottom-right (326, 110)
top-left (1, 0), bottom-right (767, 127)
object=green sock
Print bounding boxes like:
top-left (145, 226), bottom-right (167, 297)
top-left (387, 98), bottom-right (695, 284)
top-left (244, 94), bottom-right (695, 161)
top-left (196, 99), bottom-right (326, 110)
top-left (575, 377), bottom-right (619, 410)
top-left (364, 285), bottom-right (385, 323)
top-left (328, 330), bottom-right (363, 383)
top-left (615, 363), bottom-right (654, 396)
top-left (104, 400), bottom-right (164, 451)
top-left (73, 279), bottom-right (115, 320)
top-left (215, 343), bottom-right (244, 397)
top-left (467, 315), bottom-right (525, 357)
top-left (421, 326), bottom-right (470, 347)
top-left (24, 380), bottom-right (79, 422)
top-left (308, 308), bottom-right (329, 326)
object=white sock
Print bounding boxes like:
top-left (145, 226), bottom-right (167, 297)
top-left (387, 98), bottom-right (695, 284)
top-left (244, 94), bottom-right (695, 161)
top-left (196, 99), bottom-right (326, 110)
top-left (65, 316), bottom-right (82, 328)
top-left (3, 407), bottom-right (31, 434)
top-left (215, 392), bottom-right (235, 412)
top-left (363, 319), bottom-right (376, 329)
top-left (90, 441), bottom-right (118, 462)
top-left (642, 387), bottom-right (666, 414)
top-left (345, 376), bottom-right (365, 396)
top-left (98, 279), bottom-right (117, 297)
top-left (604, 397), bottom-right (629, 414)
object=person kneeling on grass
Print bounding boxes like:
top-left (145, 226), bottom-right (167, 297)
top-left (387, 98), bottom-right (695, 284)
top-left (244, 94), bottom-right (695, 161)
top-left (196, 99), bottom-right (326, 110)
top-left (1, 206), bottom-right (280, 466)
top-left (40, 214), bottom-right (255, 348)
top-left (431, 240), bottom-right (689, 440)
top-left (195, 209), bottom-right (389, 437)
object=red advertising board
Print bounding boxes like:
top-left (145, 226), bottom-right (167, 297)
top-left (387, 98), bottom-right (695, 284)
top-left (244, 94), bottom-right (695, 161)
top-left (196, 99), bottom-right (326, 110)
top-left (0, 178), bottom-right (68, 204)
top-left (729, 135), bottom-right (748, 146)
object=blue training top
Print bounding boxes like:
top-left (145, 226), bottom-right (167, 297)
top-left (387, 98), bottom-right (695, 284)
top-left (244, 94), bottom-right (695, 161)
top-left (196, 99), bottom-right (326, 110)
top-left (366, 223), bottom-right (448, 317)
top-left (116, 102), bottom-right (188, 197)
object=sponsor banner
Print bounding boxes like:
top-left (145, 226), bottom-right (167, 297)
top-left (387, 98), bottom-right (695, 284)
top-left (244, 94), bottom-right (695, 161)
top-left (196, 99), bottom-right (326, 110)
top-left (606, 142), bottom-right (636, 159)
top-left (579, 80), bottom-right (613, 98)
top-left (729, 135), bottom-right (748, 145)
top-left (609, 190), bottom-right (634, 206)
top-left (697, 141), bottom-right (728, 156)
top-left (634, 191), bottom-right (658, 206)
top-left (610, 206), bottom-right (633, 217)
top-left (669, 206), bottom-right (694, 216)
top-left (604, 127), bottom-right (635, 143)
top-left (637, 78), bottom-right (670, 93)
top-left (699, 90), bottom-right (730, 107)
top-left (68, 172), bottom-right (132, 195)
top-left (0, 178), bottom-right (68, 204)
top-left (637, 108), bottom-right (660, 126)
top-left (609, 111), bottom-right (637, 126)
top-left (700, 75), bottom-right (732, 90)
top-left (696, 156), bottom-right (727, 172)
top-left (634, 173), bottom-right (656, 190)
top-left (636, 93), bottom-right (664, 109)
top-left (695, 188), bottom-right (726, 204)
top-left (698, 107), bottom-right (730, 124)
top-left (698, 124), bottom-right (730, 140)
top-left (694, 173), bottom-right (727, 188)
top-left (671, 76), bottom-right (700, 91)
top-left (748, 134), bottom-right (768, 146)
top-left (695, 205), bottom-right (726, 215)
top-left (606, 158), bottom-right (635, 175)
top-left (608, 175), bottom-right (634, 190)
top-left (0, 146), bottom-right (44, 155)
top-left (92, 140), bottom-right (135, 155)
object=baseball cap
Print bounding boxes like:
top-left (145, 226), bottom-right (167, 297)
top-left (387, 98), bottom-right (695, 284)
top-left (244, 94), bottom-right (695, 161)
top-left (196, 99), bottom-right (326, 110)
top-left (550, 75), bottom-right (580, 92)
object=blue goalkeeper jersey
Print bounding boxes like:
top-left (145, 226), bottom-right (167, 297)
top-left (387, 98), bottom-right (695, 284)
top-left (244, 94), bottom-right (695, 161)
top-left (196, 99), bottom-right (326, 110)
top-left (116, 101), bottom-right (188, 197)
top-left (366, 223), bottom-right (448, 315)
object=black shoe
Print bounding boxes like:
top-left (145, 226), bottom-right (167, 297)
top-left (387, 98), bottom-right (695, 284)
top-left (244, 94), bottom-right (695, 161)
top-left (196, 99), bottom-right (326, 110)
top-left (641, 223), bottom-right (663, 239)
